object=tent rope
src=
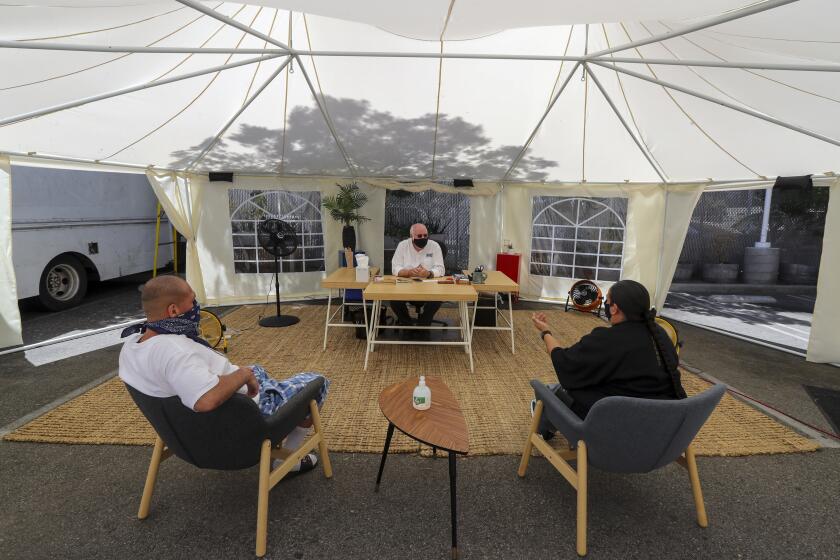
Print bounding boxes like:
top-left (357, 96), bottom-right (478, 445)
top-left (278, 11), bottom-right (293, 175)
top-left (618, 22), bottom-right (760, 178)
top-left (430, 0), bottom-right (457, 179)
top-left (14, 4), bottom-right (187, 42)
top-left (545, 25), bottom-right (575, 111)
top-left (0, 2), bottom-right (225, 92)
top-left (601, 23), bottom-right (669, 179)
top-left (664, 23), bottom-right (840, 105)
top-left (701, 28), bottom-right (840, 45)
top-left (103, 6), bottom-right (262, 161)
top-left (187, 9), bottom-right (282, 171)
top-left (301, 14), bottom-right (357, 176)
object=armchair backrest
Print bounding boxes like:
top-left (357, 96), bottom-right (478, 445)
top-left (582, 384), bottom-right (725, 473)
top-left (126, 384), bottom-right (268, 470)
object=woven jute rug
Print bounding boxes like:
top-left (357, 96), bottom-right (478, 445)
top-left (5, 304), bottom-right (819, 457)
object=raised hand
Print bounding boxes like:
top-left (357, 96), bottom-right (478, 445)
top-left (531, 312), bottom-right (550, 332)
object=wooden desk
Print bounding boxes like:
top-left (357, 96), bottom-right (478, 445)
top-left (465, 270), bottom-right (519, 353)
top-left (320, 267), bottom-right (379, 350)
top-left (363, 279), bottom-right (478, 372)
top-left (376, 377), bottom-right (469, 559)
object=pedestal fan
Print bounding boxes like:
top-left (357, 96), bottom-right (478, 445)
top-left (257, 218), bottom-right (300, 328)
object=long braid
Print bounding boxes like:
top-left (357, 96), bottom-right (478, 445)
top-left (644, 308), bottom-right (687, 399)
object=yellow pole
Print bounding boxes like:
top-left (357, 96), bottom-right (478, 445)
top-left (152, 202), bottom-right (162, 278)
top-left (172, 226), bottom-right (178, 274)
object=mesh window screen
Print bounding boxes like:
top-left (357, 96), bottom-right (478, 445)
top-left (530, 196), bottom-right (628, 281)
top-left (383, 190), bottom-right (470, 275)
top-left (678, 188), bottom-right (828, 282)
top-left (228, 189), bottom-right (326, 274)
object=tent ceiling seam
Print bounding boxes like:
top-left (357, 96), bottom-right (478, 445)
top-left (593, 59), bottom-right (840, 150)
top-left (149, 4), bottom-right (248, 83)
top-left (702, 29), bottom-right (840, 45)
top-left (278, 11), bottom-right (293, 175)
top-left (430, 0), bottom-right (456, 179)
top-left (0, 2), bottom-right (225, 92)
top-left (102, 7), bottom-right (265, 161)
top-left (694, 30), bottom-right (831, 62)
top-left (616, 22), bottom-right (760, 178)
top-left (502, 62), bottom-right (581, 181)
top-left (188, 11), bottom-right (284, 172)
top-left (586, 0), bottom-right (800, 58)
top-left (175, 0), bottom-right (289, 51)
top-left (585, 63), bottom-right (667, 182)
top-left (666, 24), bottom-right (840, 104)
top-left (545, 25), bottom-right (575, 111)
top-left (15, 4), bottom-right (188, 42)
top-left (298, 15), bottom-right (356, 177)
top-left (581, 25), bottom-right (590, 182)
top-left (601, 23), bottom-right (669, 181)
top-left (0, 53), bottom-right (283, 129)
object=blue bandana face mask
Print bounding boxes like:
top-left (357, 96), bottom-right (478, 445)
top-left (122, 300), bottom-right (210, 348)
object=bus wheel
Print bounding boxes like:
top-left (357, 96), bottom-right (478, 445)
top-left (38, 255), bottom-right (88, 311)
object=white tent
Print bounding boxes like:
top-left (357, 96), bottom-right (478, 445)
top-left (0, 1), bottom-right (838, 362)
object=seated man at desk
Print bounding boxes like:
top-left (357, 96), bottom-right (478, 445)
top-left (391, 223), bottom-right (446, 330)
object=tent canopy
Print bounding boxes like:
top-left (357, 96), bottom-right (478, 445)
top-left (1, 0), bottom-right (839, 182)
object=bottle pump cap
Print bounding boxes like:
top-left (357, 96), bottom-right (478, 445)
top-left (419, 376), bottom-right (425, 385)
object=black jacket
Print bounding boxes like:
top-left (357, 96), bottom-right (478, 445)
top-left (550, 321), bottom-right (682, 418)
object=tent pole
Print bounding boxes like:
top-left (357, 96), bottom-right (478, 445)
top-left (503, 62), bottom-right (581, 181)
top-left (586, 0), bottom-right (800, 58)
top-left (187, 56), bottom-right (293, 170)
top-left (585, 64), bottom-right (667, 182)
top-left (0, 41), bottom-right (287, 55)
top-left (0, 54), bottom-right (283, 128)
top-left (294, 55), bottom-right (357, 177)
top-left (590, 60), bottom-right (840, 148)
top-left (175, 0), bottom-right (290, 51)
top-left (4, 40), bottom-right (840, 72)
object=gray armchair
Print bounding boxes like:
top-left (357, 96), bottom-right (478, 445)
top-left (518, 380), bottom-right (726, 556)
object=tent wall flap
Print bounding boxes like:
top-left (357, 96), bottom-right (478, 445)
top-left (807, 177), bottom-right (840, 364)
top-left (0, 155), bottom-right (23, 348)
top-left (145, 170), bottom-right (206, 303)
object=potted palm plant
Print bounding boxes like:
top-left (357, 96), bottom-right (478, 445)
top-left (322, 182), bottom-right (370, 252)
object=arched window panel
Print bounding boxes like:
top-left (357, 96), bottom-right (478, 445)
top-left (530, 196), bottom-right (627, 282)
top-left (228, 189), bottom-right (325, 274)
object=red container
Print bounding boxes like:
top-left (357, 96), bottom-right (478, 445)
top-left (495, 253), bottom-right (521, 302)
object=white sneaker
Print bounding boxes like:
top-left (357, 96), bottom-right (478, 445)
top-left (271, 453), bottom-right (318, 473)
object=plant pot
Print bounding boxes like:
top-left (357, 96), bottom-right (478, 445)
top-left (742, 246), bottom-right (780, 284)
top-left (780, 263), bottom-right (818, 285)
top-left (702, 263), bottom-right (739, 283)
top-left (673, 263), bottom-right (694, 282)
top-left (342, 225), bottom-right (356, 252)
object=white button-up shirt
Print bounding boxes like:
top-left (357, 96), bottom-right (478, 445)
top-left (391, 238), bottom-right (445, 278)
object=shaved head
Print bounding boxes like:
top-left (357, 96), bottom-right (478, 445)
top-left (141, 275), bottom-right (193, 320)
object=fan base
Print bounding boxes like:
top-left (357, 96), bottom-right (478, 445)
top-left (258, 315), bottom-right (300, 328)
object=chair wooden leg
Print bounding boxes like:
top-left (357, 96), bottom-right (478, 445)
top-left (684, 445), bottom-right (708, 528)
top-left (576, 440), bottom-right (588, 557)
top-left (256, 439), bottom-right (272, 558)
top-left (518, 400), bottom-right (543, 477)
top-left (138, 436), bottom-right (166, 520)
top-left (310, 400), bottom-right (333, 479)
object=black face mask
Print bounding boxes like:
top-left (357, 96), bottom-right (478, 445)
top-left (604, 300), bottom-right (612, 320)
top-left (413, 238), bottom-right (429, 248)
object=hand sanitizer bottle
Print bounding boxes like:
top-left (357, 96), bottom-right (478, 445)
top-left (412, 376), bottom-right (431, 410)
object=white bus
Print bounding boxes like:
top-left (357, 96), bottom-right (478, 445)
top-left (11, 166), bottom-right (172, 310)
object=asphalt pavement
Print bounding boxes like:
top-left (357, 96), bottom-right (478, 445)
top-left (1, 279), bottom-right (839, 559)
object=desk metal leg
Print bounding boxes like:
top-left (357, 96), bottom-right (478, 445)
top-left (508, 292), bottom-right (515, 354)
top-left (375, 422), bottom-right (395, 491)
top-left (461, 302), bottom-right (474, 373)
top-left (323, 290), bottom-right (332, 350)
top-left (362, 295), bottom-right (370, 341)
top-left (364, 300), bottom-right (375, 370)
top-left (449, 451), bottom-right (459, 560)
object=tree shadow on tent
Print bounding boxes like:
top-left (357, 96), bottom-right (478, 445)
top-left (169, 96), bottom-right (558, 180)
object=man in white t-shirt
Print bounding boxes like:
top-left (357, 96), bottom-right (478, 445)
top-left (390, 223), bottom-right (446, 329)
top-left (119, 275), bottom-right (327, 474)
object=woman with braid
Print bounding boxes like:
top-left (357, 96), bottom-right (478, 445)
top-left (530, 280), bottom-right (686, 434)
